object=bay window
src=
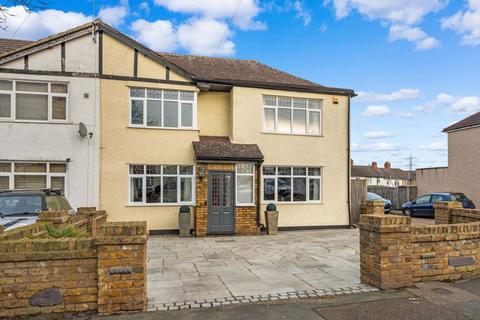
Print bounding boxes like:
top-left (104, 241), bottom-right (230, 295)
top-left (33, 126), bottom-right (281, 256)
top-left (0, 80), bottom-right (68, 122)
top-left (129, 88), bottom-right (196, 129)
top-left (262, 166), bottom-right (321, 203)
top-left (263, 95), bottom-right (322, 135)
top-left (129, 164), bottom-right (194, 205)
top-left (236, 163), bottom-right (254, 205)
top-left (0, 162), bottom-right (67, 192)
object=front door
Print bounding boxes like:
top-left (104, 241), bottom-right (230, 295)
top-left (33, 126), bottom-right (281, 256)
top-left (208, 171), bottom-right (235, 234)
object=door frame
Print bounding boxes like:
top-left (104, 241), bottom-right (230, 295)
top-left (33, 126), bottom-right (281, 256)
top-left (207, 170), bottom-right (236, 235)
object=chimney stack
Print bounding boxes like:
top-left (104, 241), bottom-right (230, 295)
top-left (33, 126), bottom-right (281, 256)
top-left (350, 159), bottom-right (354, 166)
top-left (384, 162), bottom-right (391, 169)
top-left (371, 161), bottom-right (378, 170)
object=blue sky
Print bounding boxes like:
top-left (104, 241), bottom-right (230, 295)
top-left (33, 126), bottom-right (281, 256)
top-left (1, 0), bottom-right (479, 170)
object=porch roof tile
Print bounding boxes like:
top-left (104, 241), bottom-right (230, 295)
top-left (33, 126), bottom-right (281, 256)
top-left (193, 136), bottom-right (264, 162)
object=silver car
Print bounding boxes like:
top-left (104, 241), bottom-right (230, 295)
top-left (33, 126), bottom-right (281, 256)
top-left (0, 190), bottom-right (75, 231)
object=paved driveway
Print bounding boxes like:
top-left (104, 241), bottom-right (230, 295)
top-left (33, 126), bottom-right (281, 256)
top-left (147, 229), bottom-right (373, 311)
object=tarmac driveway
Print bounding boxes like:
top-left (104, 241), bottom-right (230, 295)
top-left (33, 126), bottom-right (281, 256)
top-left (147, 229), bottom-right (373, 311)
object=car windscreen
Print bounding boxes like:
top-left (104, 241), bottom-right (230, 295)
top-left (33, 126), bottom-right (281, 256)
top-left (0, 195), bottom-right (42, 216)
top-left (367, 193), bottom-right (382, 201)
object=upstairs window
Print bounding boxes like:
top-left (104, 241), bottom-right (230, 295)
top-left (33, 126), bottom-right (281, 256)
top-left (129, 88), bottom-right (196, 129)
top-left (0, 80), bottom-right (68, 122)
top-left (263, 95), bottom-right (322, 135)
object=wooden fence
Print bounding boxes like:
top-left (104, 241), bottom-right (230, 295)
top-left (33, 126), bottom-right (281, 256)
top-left (367, 185), bottom-right (417, 209)
top-left (351, 179), bottom-right (367, 225)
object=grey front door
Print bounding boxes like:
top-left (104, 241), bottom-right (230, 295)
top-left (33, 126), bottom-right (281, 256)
top-left (208, 171), bottom-right (235, 234)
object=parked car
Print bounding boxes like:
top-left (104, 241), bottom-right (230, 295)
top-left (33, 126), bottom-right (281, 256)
top-left (0, 189), bottom-right (75, 231)
top-left (401, 192), bottom-right (475, 218)
top-left (367, 192), bottom-right (392, 213)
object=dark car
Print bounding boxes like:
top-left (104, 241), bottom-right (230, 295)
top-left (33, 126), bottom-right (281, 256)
top-left (367, 192), bottom-right (392, 213)
top-left (0, 189), bottom-right (75, 231)
top-left (402, 192), bottom-right (475, 218)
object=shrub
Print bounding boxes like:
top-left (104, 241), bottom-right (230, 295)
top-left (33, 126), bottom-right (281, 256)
top-left (44, 224), bottom-right (88, 238)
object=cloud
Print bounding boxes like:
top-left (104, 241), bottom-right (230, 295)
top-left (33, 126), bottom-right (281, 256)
top-left (153, 0), bottom-right (266, 30)
top-left (324, 0), bottom-right (446, 49)
top-left (357, 88), bottom-right (422, 102)
top-left (352, 142), bottom-right (402, 152)
top-left (130, 19), bottom-right (178, 52)
top-left (98, 1), bottom-right (129, 27)
top-left (177, 18), bottom-right (235, 56)
top-left (362, 105), bottom-right (391, 117)
top-left (389, 24), bottom-right (440, 50)
top-left (0, 6), bottom-right (91, 40)
top-left (418, 141), bottom-right (448, 151)
top-left (294, 1), bottom-right (312, 26)
top-left (364, 131), bottom-right (396, 139)
top-left (442, 0), bottom-right (480, 46)
top-left (396, 112), bottom-right (414, 118)
top-left (415, 93), bottom-right (480, 114)
top-left (139, 1), bottom-right (150, 14)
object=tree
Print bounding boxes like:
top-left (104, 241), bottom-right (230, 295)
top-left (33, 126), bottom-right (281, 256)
top-left (0, 0), bottom-right (46, 30)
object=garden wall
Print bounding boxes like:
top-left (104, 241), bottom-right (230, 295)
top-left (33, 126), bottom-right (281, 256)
top-left (360, 201), bottom-right (480, 289)
top-left (0, 210), bottom-right (147, 318)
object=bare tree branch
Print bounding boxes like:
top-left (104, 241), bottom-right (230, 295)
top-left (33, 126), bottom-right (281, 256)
top-left (0, 0), bottom-right (47, 31)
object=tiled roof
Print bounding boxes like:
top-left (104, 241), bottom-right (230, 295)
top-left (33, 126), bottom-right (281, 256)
top-left (351, 165), bottom-right (413, 180)
top-left (0, 38), bottom-right (32, 54)
top-left (193, 136), bottom-right (264, 162)
top-left (443, 111), bottom-right (480, 132)
top-left (160, 53), bottom-right (354, 95)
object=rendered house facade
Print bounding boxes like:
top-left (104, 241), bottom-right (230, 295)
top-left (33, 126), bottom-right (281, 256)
top-left (0, 21), bottom-right (355, 235)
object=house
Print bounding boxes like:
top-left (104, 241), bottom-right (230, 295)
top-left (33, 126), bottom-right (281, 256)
top-left (351, 161), bottom-right (414, 187)
top-left (0, 20), bottom-right (355, 235)
top-left (417, 111), bottom-right (480, 206)
top-left (0, 24), bottom-right (100, 208)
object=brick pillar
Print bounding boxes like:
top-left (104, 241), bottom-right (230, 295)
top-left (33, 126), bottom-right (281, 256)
top-left (359, 214), bottom-right (413, 289)
top-left (37, 210), bottom-right (70, 226)
top-left (434, 201), bottom-right (463, 225)
top-left (96, 222), bottom-right (148, 314)
top-left (195, 164), bottom-right (208, 237)
top-left (361, 200), bottom-right (385, 215)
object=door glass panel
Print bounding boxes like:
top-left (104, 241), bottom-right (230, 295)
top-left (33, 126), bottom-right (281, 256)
top-left (223, 175), bottom-right (231, 207)
top-left (211, 174), bottom-right (221, 207)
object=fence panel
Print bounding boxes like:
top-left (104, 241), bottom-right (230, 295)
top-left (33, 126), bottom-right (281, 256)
top-left (351, 179), bottom-right (367, 225)
top-left (367, 185), bottom-right (417, 209)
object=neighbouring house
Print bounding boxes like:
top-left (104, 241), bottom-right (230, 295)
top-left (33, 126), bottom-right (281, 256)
top-left (417, 111), bottom-right (480, 206)
top-left (0, 20), bottom-right (355, 235)
top-left (0, 25), bottom-right (100, 208)
top-left (351, 161), bottom-right (415, 187)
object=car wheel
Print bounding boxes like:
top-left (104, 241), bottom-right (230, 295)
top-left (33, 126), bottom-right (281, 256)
top-left (404, 209), bottom-right (412, 217)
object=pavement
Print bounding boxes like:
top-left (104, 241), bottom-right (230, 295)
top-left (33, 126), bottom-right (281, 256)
top-left (86, 278), bottom-right (480, 320)
top-left (147, 229), bottom-right (368, 311)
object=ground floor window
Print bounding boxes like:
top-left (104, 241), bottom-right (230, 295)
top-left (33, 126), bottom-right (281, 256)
top-left (262, 166), bottom-right (321, 203)
top-left (0, 161), bottom-right (67, 192)
top-left (129, 164), bottom-right (194, 205)
top-left (236, 163), bottom-right (254, 205)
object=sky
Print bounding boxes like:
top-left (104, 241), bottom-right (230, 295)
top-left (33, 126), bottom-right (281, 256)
top-left (1, 0), bottom-right (479, 170)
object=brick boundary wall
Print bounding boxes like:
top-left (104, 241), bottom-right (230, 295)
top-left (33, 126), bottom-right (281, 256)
top-left (360, 200), bottom-right (480, 289)
top-left (0, 210), bottom-right (147, 318)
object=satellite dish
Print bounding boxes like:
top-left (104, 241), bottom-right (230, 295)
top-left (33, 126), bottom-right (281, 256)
top-left (79, 122), bottom-right (88, 137)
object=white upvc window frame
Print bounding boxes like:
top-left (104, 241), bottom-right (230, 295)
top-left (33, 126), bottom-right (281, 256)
top-left (261, 166), bottom-right (322, 204)
top-left (0, 161), bottom-right (68, 195)
top-left (0, 79), bottom-right (69, 123)
top-left (129, 87), bottom-right (198, 130)
top-left (128, 164), bottom-right (195, 206)
top-left (262, 95), bottom-right (323, 136)
top-left (235, 163), bottom-right (255, 206)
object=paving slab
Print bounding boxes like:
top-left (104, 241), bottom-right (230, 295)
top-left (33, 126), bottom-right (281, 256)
top-left (147, 229), bottom-right (367, 310)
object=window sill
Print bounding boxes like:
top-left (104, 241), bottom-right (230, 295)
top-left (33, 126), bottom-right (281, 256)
top-left (126, 203), bottom-right (195, 207)
top-left (261, 131), bottom-right (323, 137)
top-left (261, 201), bottom-right (323, 205)
top-left (0, 119), bottom-right (72, 125)
top-left (127, 125), bottom-right (199, 132)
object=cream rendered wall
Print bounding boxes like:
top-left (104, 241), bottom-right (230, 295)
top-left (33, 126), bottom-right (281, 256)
top-left (137, 54), bottom-right (167, 79)
top-left (65, 35), bottom-right (97, 73)
top-left (28, 46), bottom-right (61, 71)
top-left (231, 87), bottom-right (350, 227)
top-left (99, 79), bottom-right (200, 230)
top-left (448, 127), bottom-right (480, 206)
top-left (102, 34), bottom-right (134, 77)
top-left (197, 92), bottom-right (231, 136)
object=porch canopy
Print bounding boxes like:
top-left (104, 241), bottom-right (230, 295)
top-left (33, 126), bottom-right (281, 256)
top-left (193, 136), bottom-right (264, 163)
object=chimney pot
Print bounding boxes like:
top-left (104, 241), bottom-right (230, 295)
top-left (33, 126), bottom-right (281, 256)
top-left (384, 162), bottom-right (391, 169)
top-left (371, 161), bottom-right (378, 170)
